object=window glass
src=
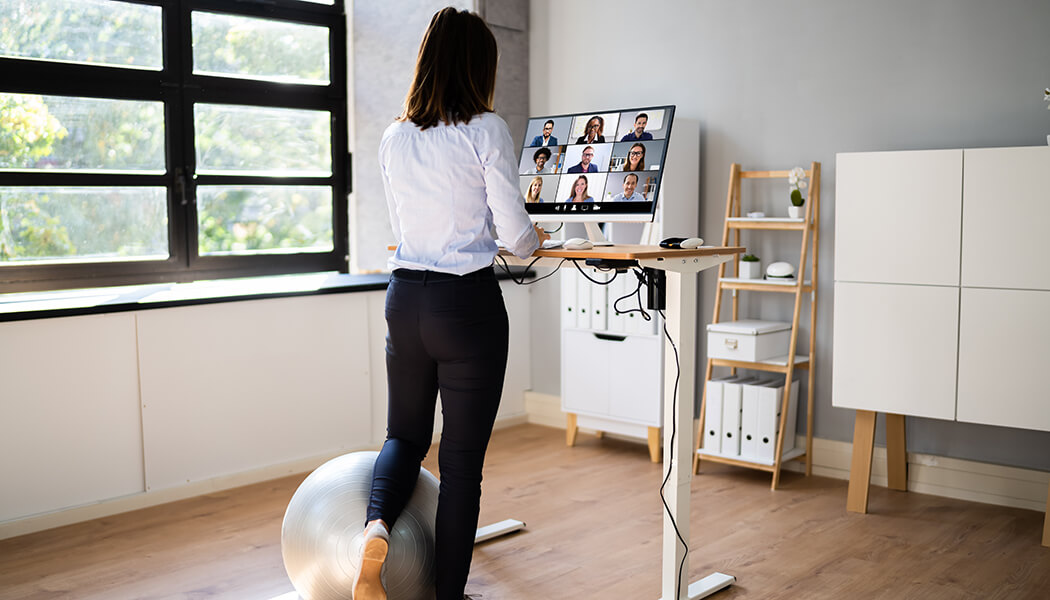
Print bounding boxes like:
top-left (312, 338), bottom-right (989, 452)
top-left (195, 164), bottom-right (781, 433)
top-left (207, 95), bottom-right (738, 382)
top-left (192, 11), bottom-right (330, 85)
top-left (194, 104), bottom-right (332, 176)
top-left (0, 93), bottom-right (165, 173)
top-left (0, 187), bottom-right (168, 263)
top-left (0, 0), bottom-right (162, 70)
top-left (197, 185), bottom-right (333, 256)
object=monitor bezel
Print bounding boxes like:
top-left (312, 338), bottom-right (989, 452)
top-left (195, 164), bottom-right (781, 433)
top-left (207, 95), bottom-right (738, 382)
top-left (518, 104), bottom-right (676, 223)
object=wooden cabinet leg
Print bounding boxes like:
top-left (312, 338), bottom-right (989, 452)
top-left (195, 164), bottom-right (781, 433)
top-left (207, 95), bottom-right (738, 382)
top-left (595, 430), bottom-right (604, 439)
top-left (886, 413), bottom-right (907, 492)
top-left (647, 426), bottom-right (661, 463)
top-left (566, 413), bottom-right (578, 447)
top-left (1043, 479), bottom-right (1049, 548)
top-left (847, 410), bottom-right (877, 513)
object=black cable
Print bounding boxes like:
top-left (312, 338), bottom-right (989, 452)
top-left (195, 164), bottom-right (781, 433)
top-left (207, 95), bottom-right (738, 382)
top-left (493, 254), bottom-right (566, 286)
top-left (656, 307), bottom-right (688, 600)
top-left (540, 222), bottom-right (564, 234)
top-left (611, 268), bottom-right (652, 321)
top-left (571, 259), bottom-right (618, 285)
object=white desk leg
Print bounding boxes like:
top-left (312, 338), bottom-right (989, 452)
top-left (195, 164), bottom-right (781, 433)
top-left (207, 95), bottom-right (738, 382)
top-left (659, 270), bottom-right (735, 600)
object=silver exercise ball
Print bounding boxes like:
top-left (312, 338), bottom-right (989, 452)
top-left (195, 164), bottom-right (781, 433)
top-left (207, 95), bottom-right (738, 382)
top-left (281, 451), bottom-right (438, 600)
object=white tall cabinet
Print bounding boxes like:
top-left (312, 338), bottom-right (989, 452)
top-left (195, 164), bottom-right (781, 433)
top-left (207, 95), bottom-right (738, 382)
top-left (833, 146), bottom-right (1050, 547)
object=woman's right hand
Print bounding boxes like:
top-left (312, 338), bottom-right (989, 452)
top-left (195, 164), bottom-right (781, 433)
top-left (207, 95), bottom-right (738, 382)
top-left (534, 223), bottom-right (551, 244)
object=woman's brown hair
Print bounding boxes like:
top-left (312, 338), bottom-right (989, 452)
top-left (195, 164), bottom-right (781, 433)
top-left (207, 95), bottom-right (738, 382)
top-left (400, 8), bottom-right (498, 130)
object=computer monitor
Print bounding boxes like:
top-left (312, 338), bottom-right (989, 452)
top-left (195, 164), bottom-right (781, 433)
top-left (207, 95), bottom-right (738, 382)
top-left (517, 105), bottom-right (675, 236)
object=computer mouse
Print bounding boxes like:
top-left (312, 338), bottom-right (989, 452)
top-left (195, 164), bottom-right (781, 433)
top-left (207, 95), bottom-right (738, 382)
top-left (563, 237), bottom-right (594, 250)
top-left (659, 236), bottom-right (704, 249)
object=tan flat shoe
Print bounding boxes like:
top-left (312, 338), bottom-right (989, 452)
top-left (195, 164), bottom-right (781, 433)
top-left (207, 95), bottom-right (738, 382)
top-left (352, 522), bottom-right (389, 600)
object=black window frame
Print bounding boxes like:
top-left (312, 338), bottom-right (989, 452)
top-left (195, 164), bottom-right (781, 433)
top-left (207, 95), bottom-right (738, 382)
top-left (0, 0), bottom-right (349, 293)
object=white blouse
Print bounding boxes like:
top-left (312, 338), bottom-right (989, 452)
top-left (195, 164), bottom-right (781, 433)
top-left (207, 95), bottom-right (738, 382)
top-left (380, 112), bottom-right (539, 275)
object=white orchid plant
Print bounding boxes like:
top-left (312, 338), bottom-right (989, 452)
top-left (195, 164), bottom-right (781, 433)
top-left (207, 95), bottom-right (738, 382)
top-left (1044, 87), bottom-right (1050, 109)
top-left (788, 166), bottom-right (808, 207)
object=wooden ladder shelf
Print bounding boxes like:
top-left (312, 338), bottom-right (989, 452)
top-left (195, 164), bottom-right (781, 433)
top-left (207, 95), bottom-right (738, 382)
top-left (693, 162), bottom-right (821, 490)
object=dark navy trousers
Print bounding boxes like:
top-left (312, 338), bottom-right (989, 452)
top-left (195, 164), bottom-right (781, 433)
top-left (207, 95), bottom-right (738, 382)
top-left (366, 266), bottom-right (508, 599)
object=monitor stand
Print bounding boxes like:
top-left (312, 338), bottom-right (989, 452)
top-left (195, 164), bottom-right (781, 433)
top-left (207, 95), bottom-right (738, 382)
top-left (584, 222), bottom-right (615, 246)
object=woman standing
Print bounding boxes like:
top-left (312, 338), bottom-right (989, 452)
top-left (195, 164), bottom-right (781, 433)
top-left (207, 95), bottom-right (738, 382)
top-left (355, 8), bottom-right (548, 600)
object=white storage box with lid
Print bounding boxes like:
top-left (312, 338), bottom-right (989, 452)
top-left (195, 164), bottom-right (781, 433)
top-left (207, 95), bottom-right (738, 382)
top-left (706, 320), bottom-right (792, 362)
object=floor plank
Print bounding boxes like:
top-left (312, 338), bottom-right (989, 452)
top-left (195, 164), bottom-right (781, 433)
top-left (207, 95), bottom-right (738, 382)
top-left (1, 424), bottom-right (1047, 599)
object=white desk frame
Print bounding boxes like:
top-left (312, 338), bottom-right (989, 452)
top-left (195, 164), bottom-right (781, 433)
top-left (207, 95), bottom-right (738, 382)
top-left (503, 246), bottom-right (741, 599)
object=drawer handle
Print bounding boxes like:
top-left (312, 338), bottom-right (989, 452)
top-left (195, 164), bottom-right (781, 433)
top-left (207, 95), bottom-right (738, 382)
top-left (594, 333), bottom-right (628, 342)
top-left (724, 338), bottom-right (738, 350)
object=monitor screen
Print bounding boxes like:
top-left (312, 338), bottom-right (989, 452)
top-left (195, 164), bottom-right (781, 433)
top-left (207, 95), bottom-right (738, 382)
top-left (517, 105), bottom-right (675, 223)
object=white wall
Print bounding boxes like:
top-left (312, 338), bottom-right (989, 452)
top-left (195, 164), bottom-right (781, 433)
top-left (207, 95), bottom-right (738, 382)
top-left (0, 283), bottom-right (531, 538)
top-left (529, 0), bottom-right (1050, 471)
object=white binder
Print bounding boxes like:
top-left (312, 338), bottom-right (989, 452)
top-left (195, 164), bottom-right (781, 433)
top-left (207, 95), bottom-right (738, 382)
top-left (703, 377), bottom-right (731, 453)
top-left (720, 377), bottom-right (756, 456)
top-left (560, 269), bottom-right (577, 329)
top-left (607, 273), bottom-right (628, 333)
top-left (740, 379), bottom-right (769, 460)
top-left (575, 269), bottom-right (591, 329)
top-left (756, 378), bottom-right (799, 462)
top-left (590, 270), bottom-right (608, 331)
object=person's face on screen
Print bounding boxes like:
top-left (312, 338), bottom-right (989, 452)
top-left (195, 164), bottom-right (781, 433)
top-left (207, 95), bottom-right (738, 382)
top-left (634, 116), bottom-right (648, 136)
top-left (627, 146), bottom-right (643, 168)
top-left (585, 118), bottom-right (600, 138)
top-left (573, 177), bottom-right (587, 199)
top-left (543, 122), bottom-right (553, 137)
top-left (623, 175), bottom-right (638, 197)
top-left (530, 179), bottom-right (542, 196)
top-left (581, 148), bottom-right (594, 167)
top-left (535, 154), bottom-right (548, 170)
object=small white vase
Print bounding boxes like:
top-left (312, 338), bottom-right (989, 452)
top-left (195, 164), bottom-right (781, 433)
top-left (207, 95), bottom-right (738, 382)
top-left (739, 261), bottom-right (761, 279)
top-left (788, 205), bottom-right (803, 219)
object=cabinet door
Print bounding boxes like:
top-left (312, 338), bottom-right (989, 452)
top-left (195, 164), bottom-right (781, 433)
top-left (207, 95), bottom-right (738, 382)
top-left (831, 281), bottom-right (958, 420)
top-left (962, 147), bottom-right (1050, 291)
top-left (835, 150), bottom-right (962, 286)
top-left (958, 288), bottom-right (1050, 432)
top-left (608, 335), bottom-right (662, 425)
top-left (561, 329), bottom-right (610, 415)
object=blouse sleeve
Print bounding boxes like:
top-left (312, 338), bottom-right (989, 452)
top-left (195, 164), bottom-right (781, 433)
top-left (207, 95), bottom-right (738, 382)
top-left (478, 116), bottom-right (539, 259)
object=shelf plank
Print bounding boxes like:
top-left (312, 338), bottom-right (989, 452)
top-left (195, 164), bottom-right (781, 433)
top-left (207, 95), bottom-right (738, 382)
top-left (727, 218), bottom-right (807, 231)
top-left (719, 278), bottom-right (812, 293)
top-left (710, 355), bottom-right (810, 373)
top-left (696, 447), bottom-right (806, 470)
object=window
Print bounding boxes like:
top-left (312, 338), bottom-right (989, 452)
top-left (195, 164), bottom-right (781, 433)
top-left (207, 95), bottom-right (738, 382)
top-left (0, 0), bottom-right (348, 292)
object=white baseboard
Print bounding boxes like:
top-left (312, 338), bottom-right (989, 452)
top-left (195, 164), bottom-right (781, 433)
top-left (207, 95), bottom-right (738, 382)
top-left (525, 391), bottom-right (1049, 514)
top-left (0, 413), bottom-right (531, 542)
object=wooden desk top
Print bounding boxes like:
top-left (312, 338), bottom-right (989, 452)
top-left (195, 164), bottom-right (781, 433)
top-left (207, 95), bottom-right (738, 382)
top-left (525, 244), bottom-right (744, 261)
top-left (388, 244), bottom-right (746, 262)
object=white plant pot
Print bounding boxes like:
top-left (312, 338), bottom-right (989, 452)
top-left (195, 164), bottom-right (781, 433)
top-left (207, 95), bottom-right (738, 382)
top-left (739, 261), bottom-right (761, 279)
top-left (788, 205), bottom-right (803, 219)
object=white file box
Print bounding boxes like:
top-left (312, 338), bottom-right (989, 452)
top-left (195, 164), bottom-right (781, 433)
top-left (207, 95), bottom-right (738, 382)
top-left (706, 320), bottom-right (792, 362)
top-left (756, 378), bottom-right (799, 462)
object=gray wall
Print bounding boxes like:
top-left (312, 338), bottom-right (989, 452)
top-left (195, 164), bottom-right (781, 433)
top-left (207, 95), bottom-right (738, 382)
top-left (530, 0), bottom-right (1050, 470)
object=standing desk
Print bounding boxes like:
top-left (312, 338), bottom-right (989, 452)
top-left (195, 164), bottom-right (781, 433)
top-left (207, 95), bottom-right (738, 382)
top-left (504, 243), bottom-right (744, 600)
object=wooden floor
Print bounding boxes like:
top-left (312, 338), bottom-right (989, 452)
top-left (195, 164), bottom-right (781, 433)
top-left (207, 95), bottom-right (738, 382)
top-left (2, 424), bottom-right (1048, 599)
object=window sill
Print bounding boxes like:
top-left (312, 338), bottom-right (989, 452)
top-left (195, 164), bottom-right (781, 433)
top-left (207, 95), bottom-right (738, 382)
top-left (0, 268), bottom-right (534, 322)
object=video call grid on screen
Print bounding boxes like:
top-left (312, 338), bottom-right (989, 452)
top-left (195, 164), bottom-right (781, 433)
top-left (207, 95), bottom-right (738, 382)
top-left (518, 105), bottom-right (675, 221)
